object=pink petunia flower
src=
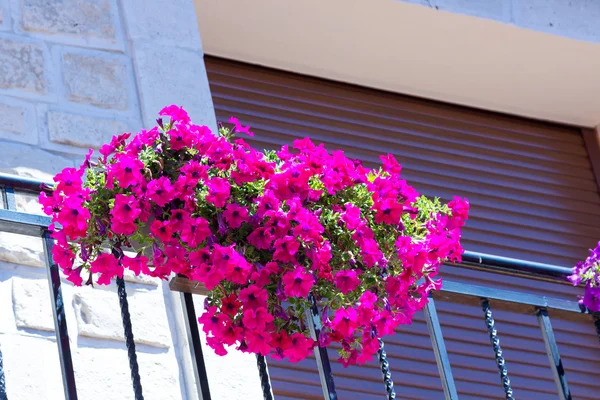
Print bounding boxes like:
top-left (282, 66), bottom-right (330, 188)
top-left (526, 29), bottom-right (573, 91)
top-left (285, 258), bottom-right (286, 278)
top-left (150, 220), bottom-right (173, 242)
top-left (331, 307), bottom-right (358, 337)
top-left (121, 254), bottom-right (150, 276)
top-left (334, 270), bottom-right (361, 294)
top-left (242, 307), bottom-right (274, 331)
top-left (205, 178), bottom-right (231, 208)
top-left (282, 267), bottom-right (314, 298)
top-left (273, 236), bottom-right (300, 263)
top-left (180, 217), bottom-right (212, 247)
top-left (239, 285), bottom-right (269, 309)
top-left (90, 253), bottom-right (123, 285)
top-left (147, 177), bottom-right (175, 207)
top-left (107, 156), bottom-right (144, 189)
top-left (223, 203), bottom-right (249, 229)
top-left (283, 333), bottom-right (314, 363)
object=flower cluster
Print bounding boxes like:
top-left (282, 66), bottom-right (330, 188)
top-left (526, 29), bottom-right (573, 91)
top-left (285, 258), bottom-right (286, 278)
top-left (40, 105), bottom-right (469, 365)
top-left (569, 242), bottom-right (600, 312)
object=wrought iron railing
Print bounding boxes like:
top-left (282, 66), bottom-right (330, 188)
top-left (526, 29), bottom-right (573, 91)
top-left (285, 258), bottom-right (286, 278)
top-left (0, 172), bottom-right (598, 400)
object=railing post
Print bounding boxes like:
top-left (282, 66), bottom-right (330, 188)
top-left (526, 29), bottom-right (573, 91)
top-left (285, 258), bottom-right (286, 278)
top-left (424, 297), bottom-right (459, 400)
top-left (181, 292), bottom-right (212, 400)
top-left (481, 298), bottom-right (514, 400)
top-left (42, 230), bottom-right (78, 400)
top-left (378, 338), bottom-right (396, 400)
top-left (306, 294), bottom-right (338, 400)
top-left (536, 308), bottom-right (572, 400)
top-left (116, 277), bottom-right (144, 400)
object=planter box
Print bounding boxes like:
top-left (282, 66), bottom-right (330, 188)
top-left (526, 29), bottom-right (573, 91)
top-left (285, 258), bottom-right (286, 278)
top-left (169, 275), bottom-right (208, 295)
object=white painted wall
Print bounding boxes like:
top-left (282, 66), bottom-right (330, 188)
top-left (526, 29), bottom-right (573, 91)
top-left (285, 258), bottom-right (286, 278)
top-left (0, 1), bottom-right (263, 399)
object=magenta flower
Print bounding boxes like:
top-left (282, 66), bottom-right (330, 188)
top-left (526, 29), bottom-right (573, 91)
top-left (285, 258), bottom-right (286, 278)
top-left (273, 236), bottom-right (300, 263)
top-left (147, 177), bottom-right (174, 207)
top-left (221, 294), bottom-right (242, 316)
top-left (341, 203), bottom-right (362, 231)
top-left (228, 116), bottom-right (254, 136)
top-left (380, 154), bottom-right (402, 175)
top-left (247, 227), bottom-right (274, 250)
top-left (239, 285), bottom-right (269, 309)
top-left (334, 270), bottom-right (361, 294)
top-left (374, 198), bottom-right (403, 225)
top-left (245, 331), bottom-right (272, 355)
top-left (159, 105), bottom-right (190, 124)
top-left (223, 203), bottom-right (249, 229)
top-left (180, 217), bottom-right (211, 247)
top-left (107, 155), bottom-right (144, 189)
top-left (111, 194), bottom-right (141, 223)
top-left (121, 254), bottom-right (150, 276)
top-left (205, 178), bottom-right (231, 208)
top-left (90, 253), bottom-right (123, 285)
top-left (57, 198), bottom-right (89, 239)
top-left (332, 307), bottom-right (358, 337)
top-left (283, 333), bottom-right (314, 363)
top-left (150, 220), bottom-right (173, 242)
top-left (53, 167), bottom-right (83, 195)
top-left (282, 267), bottom-right (314, 298)
top-left (242, 307), bottom-right (274, 331)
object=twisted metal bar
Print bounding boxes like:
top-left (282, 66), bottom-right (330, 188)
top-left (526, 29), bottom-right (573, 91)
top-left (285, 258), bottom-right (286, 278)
top-left (378, 339), bottom-right (396, 400)
top-left (481, 298), bottom-right (514, 400)
top-left (256, 355), bottom-right (275, 400)
top-left (0, 345), bottom-right (6, 400)
top-left (116, 277), bottom-right (144, 400)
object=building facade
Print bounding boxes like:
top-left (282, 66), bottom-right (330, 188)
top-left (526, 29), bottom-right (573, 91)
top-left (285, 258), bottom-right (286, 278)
top-left (0, 0), bottom-right (599, 399)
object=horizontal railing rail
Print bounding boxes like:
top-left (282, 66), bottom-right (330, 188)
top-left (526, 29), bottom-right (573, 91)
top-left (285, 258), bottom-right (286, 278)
top-left (0, 173), bottom-right (598, 400)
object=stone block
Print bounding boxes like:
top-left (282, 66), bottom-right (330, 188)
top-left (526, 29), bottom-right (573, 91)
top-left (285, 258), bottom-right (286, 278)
top-left (75, 347), bottom-right (182, 400)
top-left (1, 333), bottom-right (64, 398)
top-left (0, 103), bottom-right (25, 134)
top-left (0, 97), bottom-right (37, 144)
top-left (12, 276), bottom-right (55, 331)
top-left (62, 52), bottom-right (129, 109)
top-left (192, 296), bottom-right (264, 399)
top-left (48, 111), bottom-right (129, 149)
top-left (0, 141), bottom-right (74, 181)
top-left (21, 0), bottom-right (116, 41)
top-left (0, 36), bottom-right (45, 94)
top-left (0, 232), bottom-right (45, 268)
top-left (73, 285), bottom-right (170, 348)
top-left (513, 0), bottom-right (600, 43)
top-left (121, 0), bottom-right (202, 50)
top-left (133, 43), bottom-right (216, 130)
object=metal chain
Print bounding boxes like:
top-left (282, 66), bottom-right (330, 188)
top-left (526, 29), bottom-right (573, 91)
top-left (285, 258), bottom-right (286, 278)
top-left (378, 339), bottom-right (396, 400)
top-left (256, 355), bottom-right (275, 400)
top-left (481, 298), bottom-right (514, 400)
top-left (117, 277), bottom-right (144, 400)
top-left (0, 344), bottom-right (7, 400)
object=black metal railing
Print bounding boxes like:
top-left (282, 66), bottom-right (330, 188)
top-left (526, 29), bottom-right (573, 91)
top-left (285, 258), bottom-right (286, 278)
top-left (0, 172), bottom-right (598, 400)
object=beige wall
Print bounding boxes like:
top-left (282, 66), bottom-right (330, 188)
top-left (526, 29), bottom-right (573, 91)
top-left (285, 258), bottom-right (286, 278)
top-left (195, 0), bottom-right (600, 128)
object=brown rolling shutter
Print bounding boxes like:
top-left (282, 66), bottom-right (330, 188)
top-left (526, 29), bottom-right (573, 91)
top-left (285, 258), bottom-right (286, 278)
top-left (204, 57), bottom-right (600, 399)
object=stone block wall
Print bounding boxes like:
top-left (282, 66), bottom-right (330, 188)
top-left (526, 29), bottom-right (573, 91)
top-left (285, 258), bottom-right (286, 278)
top-left (0, 1), bottom-right (262, 399)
